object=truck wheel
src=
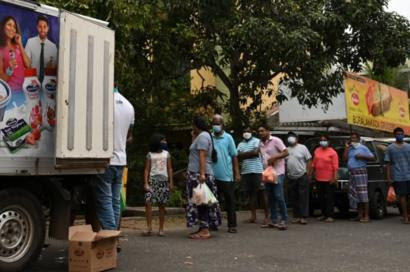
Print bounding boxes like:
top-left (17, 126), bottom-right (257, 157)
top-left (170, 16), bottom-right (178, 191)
top-left (370, 191), bottom-right (385, 220)
top-left (0, 189), bottom-right (45, 272)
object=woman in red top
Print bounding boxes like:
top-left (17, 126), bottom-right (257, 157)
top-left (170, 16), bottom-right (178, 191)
top-left (308, 135), bottom-right (339, 222)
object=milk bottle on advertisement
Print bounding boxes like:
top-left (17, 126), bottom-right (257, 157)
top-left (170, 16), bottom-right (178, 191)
top-left (42, 68), bottom-right (57, 130)
top-left (22, 68), bottom-right (42, 142)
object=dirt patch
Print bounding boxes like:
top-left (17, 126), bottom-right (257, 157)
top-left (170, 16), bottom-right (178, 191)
top-left (120, 215), bottom-right (187, 232)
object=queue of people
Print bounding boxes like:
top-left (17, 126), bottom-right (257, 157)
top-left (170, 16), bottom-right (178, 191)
top-left (93, 110), bottom-right (410, 243)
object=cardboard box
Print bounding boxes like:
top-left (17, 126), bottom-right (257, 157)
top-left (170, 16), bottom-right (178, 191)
top-left (69, 225), bottom-right (121, 272)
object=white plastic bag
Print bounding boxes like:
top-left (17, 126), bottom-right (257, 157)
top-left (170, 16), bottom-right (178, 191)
top-left (191, 184), bottom-right (206, 205)
top-left (204, 183), bottom-right (218, 205)
top-left (191, 183), bottom-right (218, 206)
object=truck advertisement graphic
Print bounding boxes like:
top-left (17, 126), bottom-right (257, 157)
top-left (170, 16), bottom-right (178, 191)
top-left (0, 2), bottom-right (59, 157)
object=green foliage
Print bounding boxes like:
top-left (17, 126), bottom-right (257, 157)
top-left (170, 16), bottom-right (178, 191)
top-left (168, 188), bottom-right (184, 208)
top-left (41, 0), bottom-right (410, 205)
top-left (167, 0), bottom-right (410, 133)
top-left (363, 62), bottom-right (410, 92)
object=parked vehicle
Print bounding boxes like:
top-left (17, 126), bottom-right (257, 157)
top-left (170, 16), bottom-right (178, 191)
top-left (0, 1), bottom-right (115, 271)
top-left (305, 136), bottom-right (390, 219)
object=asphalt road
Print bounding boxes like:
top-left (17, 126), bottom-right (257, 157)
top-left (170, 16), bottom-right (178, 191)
top-left (28, 209), bottom-right (410, 272)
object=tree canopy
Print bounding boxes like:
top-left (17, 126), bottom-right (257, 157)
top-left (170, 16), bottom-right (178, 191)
top-left (41, 0), bottom-right (410, 204)
top-left (166, 0), bottom-right (410, 132)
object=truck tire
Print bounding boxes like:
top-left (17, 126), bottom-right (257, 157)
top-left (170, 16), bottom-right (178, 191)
top-left (0, 189), bottom-right (45, 272)
top-left (370, 190), bottom-right (385, 220)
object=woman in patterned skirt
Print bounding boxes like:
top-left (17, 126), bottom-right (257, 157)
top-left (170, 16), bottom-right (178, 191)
top-left (186, 116), bottom-right (221, 239)
top-left (144, 133), bottom-right (174, 236)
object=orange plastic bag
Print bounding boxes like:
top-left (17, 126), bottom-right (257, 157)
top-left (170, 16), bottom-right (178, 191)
top-left (387, 186), bottom-right (397, 203)
top-left (262, 166), bottom-right (277, 184)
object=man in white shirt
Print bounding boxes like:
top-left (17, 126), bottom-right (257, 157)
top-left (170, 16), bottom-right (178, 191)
top-left (25, 15), bottom-right (58, 82)
top-left (95, 87), bottom-right (135, 230)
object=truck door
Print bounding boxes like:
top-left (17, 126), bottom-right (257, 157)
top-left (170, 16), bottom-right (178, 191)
top-left (55, 11), bottom-right (115, 169)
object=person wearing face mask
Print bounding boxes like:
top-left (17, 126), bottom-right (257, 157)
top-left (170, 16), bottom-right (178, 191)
top-left (143, 133), bottom-right (174, 236)
top-left (308, 135), bottom-right (339, 223)
top-left (258, 125), bottom-right (289, 230)
top-left (286, 132), bottom-right (312, 225)
top-left (343, 133), bottom-right (374, 223)
top-left (237, 127), bottom-right (269, 225)
top-left (385, 127), bottom-right (410, 224)
top-left (211, 114), bottom-right (240, 233)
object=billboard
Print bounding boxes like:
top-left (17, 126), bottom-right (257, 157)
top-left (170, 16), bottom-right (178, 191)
top-left (344, 72), bottom-right (410, 133)
top-left (0, 2), bottom-right (59, 157)
top-left (279, 83), bottom-right (347, 123)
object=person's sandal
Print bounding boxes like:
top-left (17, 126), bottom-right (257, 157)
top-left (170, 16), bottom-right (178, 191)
top-left (300, 218), bottom-right (308, 225)
top-left (158, 231), bottom-right (166, 237)
top-left (278, 222), bottom-right (288, 230)
top-left (360, 218), bottom-right (370, 223)
top-left (142, 230), bottom-right (153, 236)
top-left (325, 217), bottom-right (335, 223)
top-left (291, 218), bottom-right (301, 224)
top-left (189, 232), bottom-right (211, 240)
top-left (228, 228), bottom-right (237, 233)
top-left (317, 216), bottom-right (326, 221)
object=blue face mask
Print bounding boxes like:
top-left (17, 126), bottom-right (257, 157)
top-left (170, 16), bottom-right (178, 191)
top-left (396, 135), bottom-right (404, 143)
top-left (212, 125), bottom-right (222, 134)
top-left (160, 143), bottom-right (168, 151)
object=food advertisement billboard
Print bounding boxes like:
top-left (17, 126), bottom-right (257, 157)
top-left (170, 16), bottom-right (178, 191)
top-left (0, 2), bottom-right (59, 157)
top-left (345, 72), bottom-right (410, 133)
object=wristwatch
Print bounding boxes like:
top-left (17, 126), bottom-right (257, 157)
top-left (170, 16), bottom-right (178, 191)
top-left (6, 67), bottom-right (13, 77)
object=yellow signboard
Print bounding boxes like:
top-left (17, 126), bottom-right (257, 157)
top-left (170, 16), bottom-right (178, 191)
top-left (344, 72), bottom-right (410, 133)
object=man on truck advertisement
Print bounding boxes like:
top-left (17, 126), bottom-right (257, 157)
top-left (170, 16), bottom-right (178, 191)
top-left (0, 1), bottom-right (59, 157)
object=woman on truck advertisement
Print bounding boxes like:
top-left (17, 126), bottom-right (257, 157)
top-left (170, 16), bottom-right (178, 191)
top-left (0, 2), bottom-right (59, 156)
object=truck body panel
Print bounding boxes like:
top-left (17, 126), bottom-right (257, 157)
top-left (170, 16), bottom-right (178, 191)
top-left (0, 1), bottom-right (114, 175)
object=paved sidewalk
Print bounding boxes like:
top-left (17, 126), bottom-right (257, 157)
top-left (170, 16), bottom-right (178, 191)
top-left (29, 209), bottom-right (410, 272)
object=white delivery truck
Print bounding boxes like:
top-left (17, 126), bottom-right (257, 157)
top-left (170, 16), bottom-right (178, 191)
top-left (0, 1), bottom-right (115, 271)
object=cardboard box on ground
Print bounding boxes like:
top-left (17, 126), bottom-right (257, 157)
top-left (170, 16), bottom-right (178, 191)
top-left (68, 225), bottom-right (121, 272)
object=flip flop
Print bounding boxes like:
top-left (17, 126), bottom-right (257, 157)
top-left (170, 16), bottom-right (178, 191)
top-left (189, 233), bottom-right (211, 240)
top-left (142, 230), bottom-right (153, 236)
top-left (157, 231), bottom-right (166, 237)
top-left (360, 219), bottom-right (370, 223)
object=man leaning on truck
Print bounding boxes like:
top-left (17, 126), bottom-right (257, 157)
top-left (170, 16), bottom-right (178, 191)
top-left (95, 86), bottom-right (135, 230)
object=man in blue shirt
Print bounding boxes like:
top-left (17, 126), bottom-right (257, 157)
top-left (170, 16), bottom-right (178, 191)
top-left (385, 127), bottom-right (410, 224)
top-left (212, 114), bottom-right (240, 233)
top-left (343, 133), bottom-right (374, 222)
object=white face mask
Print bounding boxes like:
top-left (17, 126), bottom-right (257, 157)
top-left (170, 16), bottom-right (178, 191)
top-left (243, 132), bottom-right (252, 140)
top-left (287, 136), bottom-right (297, 145)
top-left (351, 142), bottom-right (361, 148)
top-left (319, 140), bottom-right (329, 147)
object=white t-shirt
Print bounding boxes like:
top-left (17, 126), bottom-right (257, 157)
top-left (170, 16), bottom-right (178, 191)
top-left (286, 144), bottom-right (312, 179)
top-left (25, 36), bottom-right (58, 77)
top-left (147, 151), bottom-right (170, 178)
top-left (110, 92), bottom-right (135, 166)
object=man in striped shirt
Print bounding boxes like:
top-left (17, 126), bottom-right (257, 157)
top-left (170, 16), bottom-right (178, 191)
top-left (237, 127), bottom-right (269, 224)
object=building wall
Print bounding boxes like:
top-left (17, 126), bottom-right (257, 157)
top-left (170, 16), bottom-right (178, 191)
top-left (190, 67), bottom-right (280, 115)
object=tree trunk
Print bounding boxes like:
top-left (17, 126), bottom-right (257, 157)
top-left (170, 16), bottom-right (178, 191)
top-left (228, 85), bottom-right (243, 137)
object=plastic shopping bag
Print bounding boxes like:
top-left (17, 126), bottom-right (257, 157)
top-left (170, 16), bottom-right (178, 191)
top-left (387, 186), bottom-right (397, 203)
top-left (191, 184), bottom-right (207, 205)
top-left (262, 166), bottom-right (277, 184)
top-left (191, 183), bottom-right (219, 206)
top-left (204, 183), bottom-right (218, 205)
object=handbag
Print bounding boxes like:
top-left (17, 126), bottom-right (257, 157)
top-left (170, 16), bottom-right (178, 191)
top-left (262, 166), bottom-right (277, 184)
